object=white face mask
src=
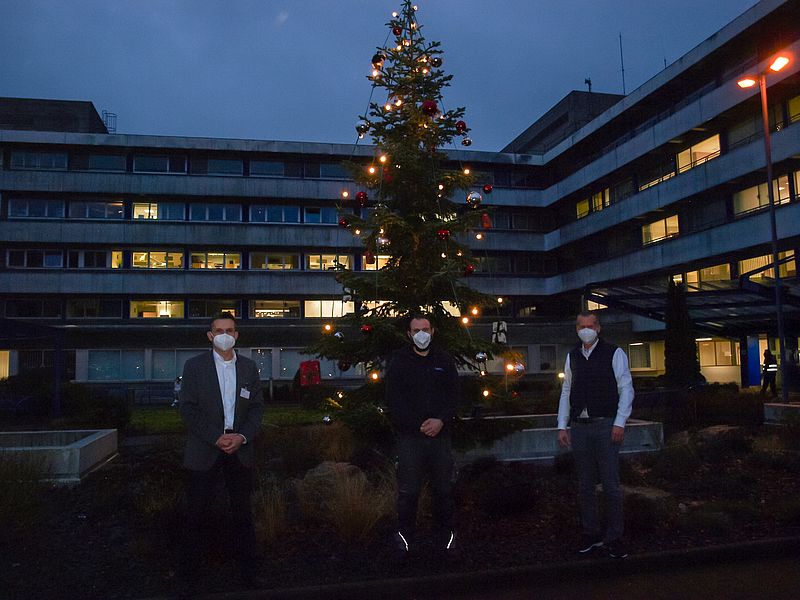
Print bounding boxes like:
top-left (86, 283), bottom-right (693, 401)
top-left (212, 333), bottom-right (236, 352)
top-left (577, 328), bottom-right (598, 345)
top-left (411, 330), bottom-right (432, 350)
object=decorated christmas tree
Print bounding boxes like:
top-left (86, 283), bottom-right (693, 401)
top-left (307, 1), bottom-right (502, 409)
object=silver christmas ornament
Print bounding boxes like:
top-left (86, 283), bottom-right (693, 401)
top-left (461, 137), bottom-right (472, 147)
top-left (475, 352), bottom-right (488, 362)
top-left (466, 191), bottom-right (483, 208)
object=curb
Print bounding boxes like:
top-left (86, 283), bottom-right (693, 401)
top-left (148, 535), bottom-right (800, 600)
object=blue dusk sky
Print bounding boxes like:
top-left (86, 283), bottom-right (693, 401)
top-left (0, 0), bottom-right (757, 151)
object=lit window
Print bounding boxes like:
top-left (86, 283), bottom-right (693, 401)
top-left (576, 199), bottom-right (590, 219)
top-left (129, 300), bottom-right (185, 318)
top-left (697, 339), bottom-right (739, 367)
top-left (628, 343), bottom-right (652, 369)
top-left (190, 252), bottom-right (241, 269)
top-left (642, 215), bottom-right (679, 245)
top-left (677, 134), bottom-right (720, 173)
top-left (250, 300), bottom-right (300, 318)
top-left (303, 300), bottom-right (355, 318)
top-left (132, 202), bottom-right (184, 220)
top-left (739, 252), bottom-right (796, 279)
top-left (306, 254), bottom-right (352, 270)
top-left (732, 175), bottom-right (791, 215)
top-left (132, 250), bottom-right (183, 269)
top-left (362, 255), bottom-right (391, 270)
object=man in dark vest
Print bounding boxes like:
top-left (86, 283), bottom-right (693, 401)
top-left (557, 311), bottom-right (634, 559)
top-left (761, 348), bottom-right (778, 398)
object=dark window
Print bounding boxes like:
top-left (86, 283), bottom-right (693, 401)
top-left (187, 299), bottom-right (241, 318)
top-left (250, 160), bottom-right (284, 177)
top-left (284, 162), bottom-right (303, 178)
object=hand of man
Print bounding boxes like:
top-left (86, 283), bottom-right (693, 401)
top-left (215, 433), bottom-right (244, 454)
top-left (420, 418), bottom-right (444, 437)
top-left (557, 429), bottom-right (570, 448)
top-left (611, 425), bottom-right (625, 444)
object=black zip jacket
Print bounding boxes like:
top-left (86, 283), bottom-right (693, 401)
top-left (385, 345), bottom-right (459, 436)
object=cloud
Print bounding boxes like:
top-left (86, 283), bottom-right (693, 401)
top-left (275, 9), bottom-right (289, 26)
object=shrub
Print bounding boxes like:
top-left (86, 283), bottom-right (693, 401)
top-left (61, 384), bottom-right (131, 432)
top-left (692, 385), bottom-right (763, 428)
top-left (253, 476), bottom-right (289, 546)
top-left (294, 464), bottom-right (394, 542)
top-left (649, 441), bottom-right (702, 483)
top-left (680, 508), bottom-right (733, 536)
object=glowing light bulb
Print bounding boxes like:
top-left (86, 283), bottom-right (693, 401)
top-left (461, 316), bottom-right (470, 325)
top-left (370, 371), bottom-right (380, 381)
top-left (475, 233), bottom-right (483, 240)
top-left (441, 252), bottom-right (447, 258)
top-left (384, 103), bottom-right (392, 111)
top-left (336, 390), bottom-right (344, 399)
top-left (505, 363), bottom-right (514, 372)
top-left (470, 307), bottom-right (479, 316)
top-left (497, 297), bottom-right (504, 304)
top-left (482, 389), bottom-right (490, 398)
top-left (422, 68), bottom-right (429, 75)
top-left (354, 228), bottom-right (361, 235)
top-left (463, 168), bottom-right (470, 175)
top-left (341, 191), bottom-right (349, 199)
top-left (372, 69), bottom-right (380, 78)
top-left (438, 184), bottom-right (444, 190)
top-left (770, 55), bottom-right (790, 72)
top-left (368, 166), bottom-right (376, 174)
top-left (379, 155), bottom-right (387, 163)
top-left (558, 372), bottom-right (566, 380)
top-left (394, 98), bottom-right (403, 107)
top-left (392, 11), bottom-right (398, 17)
top-left (323, 324), bottom-right (333, 332)
top-left (396, 45), bottom-right (402, 51)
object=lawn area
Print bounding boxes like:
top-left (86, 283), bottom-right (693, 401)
top-left (128, 403), bottom-right (327, 435)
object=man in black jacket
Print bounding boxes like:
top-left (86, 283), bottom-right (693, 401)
top-left (385, 313), bottom-right (459, 555)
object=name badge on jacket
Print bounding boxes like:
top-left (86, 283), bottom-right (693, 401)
top-left (240, 388), bottom-right (250, 399)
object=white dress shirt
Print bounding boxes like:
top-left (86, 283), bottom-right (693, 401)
top-left (212, 350), bottom-right (237, 431)
top-left (557, 339), bottom-right (634, 430)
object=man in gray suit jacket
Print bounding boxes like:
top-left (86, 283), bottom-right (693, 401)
top-left (178, 312), bottom-right (265, 590)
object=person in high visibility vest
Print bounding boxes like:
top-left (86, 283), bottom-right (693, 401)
top-left (761, 349), bottom-right (778, 398)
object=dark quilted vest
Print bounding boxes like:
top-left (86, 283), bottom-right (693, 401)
top-left (568, 339), bottom-right (619, 421)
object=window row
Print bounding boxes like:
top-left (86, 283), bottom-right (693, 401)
top-left (5, 150), bottom-right (543, 189)
top-left (2, 298), bottom-right (356, 320)
top-left (672, 252), bottom-right (797, 287)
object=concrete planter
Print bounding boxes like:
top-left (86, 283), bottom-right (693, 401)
top-left (0, 429), bottom-right (118, 484)
top-left (457, 414), bottom-right (663, 464)
top-left (764, 403), bottom-right (800, 425)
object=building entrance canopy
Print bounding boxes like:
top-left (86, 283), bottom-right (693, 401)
top-left (585, 277), bottom-right (800, 338)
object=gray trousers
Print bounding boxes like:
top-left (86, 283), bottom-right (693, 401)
top-left (570, 417), bottom-right (624, 542)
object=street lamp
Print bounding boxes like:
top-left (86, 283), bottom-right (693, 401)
top-left (738, 53), bottom-right (791, 403)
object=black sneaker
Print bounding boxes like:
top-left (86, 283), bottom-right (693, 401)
top-left (577, 534), bottom-right (604, 554)
top-left (605, 539), bottom-right (628, 559)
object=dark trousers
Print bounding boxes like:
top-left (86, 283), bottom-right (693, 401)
top-left (570, 418), bottom-right (624, 542)
top-left (396, 434), bottom-right (454, 535)
top-left (761, 372), bottom-right (777, 397)
top-left (181, 453), bottom-right (258, 578)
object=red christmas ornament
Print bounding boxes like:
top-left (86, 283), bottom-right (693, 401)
top-left (481, 212), bottom-right (493, 229)
top-left (464, 264), bottom-right (475, 276)
top-left (455, 120), bottom-right (468, 133)
top-left (338, 216), bottom-right (350, 228)
top-left (382, 167), bottom-right (393, 184)
top-left (482, 184), bottom-right (493, 194)
top-left (392, 25), bottom-right (403, 36)
top-left (360, 324), bottom-right (373, 334)
top-left (436, 228), bottom-right (451, 241)
top-left (364, 251), bottom-right (376, 264)
top-left (355, 191), bottom-right (368, 205)
top-left (421, 100), bottom-right (438, 116)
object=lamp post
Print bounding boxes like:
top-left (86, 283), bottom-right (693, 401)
top-left (738, 54), bottom-right (791, 403)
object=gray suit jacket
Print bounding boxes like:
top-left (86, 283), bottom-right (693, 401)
top-left (179, 350), bottom-right (265, 471)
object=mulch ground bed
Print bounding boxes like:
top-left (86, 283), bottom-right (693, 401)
top-left (2, 432), bottom-right (800, 599)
